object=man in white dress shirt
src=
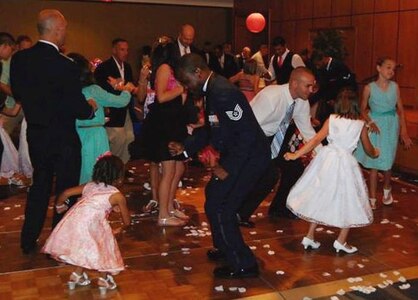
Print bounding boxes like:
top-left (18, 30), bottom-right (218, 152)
top-left (237, 67), bottom-right (321, 226)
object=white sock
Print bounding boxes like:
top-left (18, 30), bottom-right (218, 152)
top-left (383, 188), bottom-right (391, 198)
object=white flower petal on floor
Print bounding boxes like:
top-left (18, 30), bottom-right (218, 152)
top-left (263, 244), bottom-right (270, 248)
top-left (268, 250), bottom-right (275, 255)
top-left (249, 246), bottom-right (257, 250)
top-left (257, 213), bottom-right (263, 217)
top-left (326, 230), bottom-right (334, 234)
top-left (238, 287), bottom-right (246, 293)
top-left (214, 285), bottom-right (224, 292)
top-left (3, 207), bottom-right (11, 211)
top-left (335, 268), bottom-right (344, 273)
top-left (315, 227), bottom-right (324, 232)
top-left (228, 287), bottom-right (237, 291)
top-left (392, 235), bottom-right (401, 238)
top-left (399, 283), bottom-right (411, 290)
top-left (249, 231), bottom-right (257, 235)
top-left (183, 266), bottom-right (192, 271)
top-left (276, 270), bottom-right (285, 275)
top-left (379, 273), bottom-right (387, 278)
top-left (322, 272), bottom-right (331, 277)
top-left (330, 296), bottom-right (339, 300)
top-left (380, 219), bottom-right (390, 224)
top-left (357, 264), bottom-right (364, 268)
top-left (395, 224), bottom-right (404, 229)
top-left (160, 252), bottom-right (168, 256)
top-left (398, 276), bottom-right (407, 282)
top-left (393, 271), bottom-right (400, 275)
top-left (336, 289), bottom-right (345, 295)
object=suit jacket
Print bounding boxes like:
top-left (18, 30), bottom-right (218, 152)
top-left (209, 54), bottom-right (239, 79)
top-left (173, 41), bottom-right (203, 65)
top-left (94, 57), bottom-right (133, 127)
top-left (185, 74), bottom-right (268, 177)
top-left (10, 42), bottom-right (93, 143)
top-left (316, 58), bottom-right (357, 102)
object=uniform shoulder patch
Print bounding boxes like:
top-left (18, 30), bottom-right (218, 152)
top-left (225, 104), bottom-right (243, 121)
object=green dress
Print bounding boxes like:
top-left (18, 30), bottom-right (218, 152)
top-left (355, 81), bottom-right (399, 171)
top-left (76, 85), bottom-right (130, 183)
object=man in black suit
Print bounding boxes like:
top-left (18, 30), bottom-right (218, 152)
top-left (171, 54), bottom-right (270, 279)
top-left (311, 50), bottom-right (357, 126)
top-left (173, 24), bottom-right (202, 63)
top-left (94, 38), bottom-right (134, 164)
top-left (209, 44), bottom-right (239, 79)
top-left (10, 9), bottom-right (97, 254)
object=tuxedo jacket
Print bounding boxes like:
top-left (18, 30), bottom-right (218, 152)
top-left (209, 53), bottom-right (239, 79)
top-left (94, 57), bottom-right (133, 127)
top-left (10, 42), bottom-right (93, 142)
top-left (173, 42), bottom-right (203, 65)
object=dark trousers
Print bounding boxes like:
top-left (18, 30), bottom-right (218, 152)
top-left (205, 151), bottom-right (269, 270)
top-left (21, 126), bottom-right (81, 250)
top-left (238, 123), bottom-right (305, 220)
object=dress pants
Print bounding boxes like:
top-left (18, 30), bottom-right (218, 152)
top-left (205, 151), bottom-right (269, 270)
top-left (238, 123), bottom-right (303, 220)
top-left (106, 111), bottom-right (134, 164)
top-left (21, 126), bottom-right (81, 250)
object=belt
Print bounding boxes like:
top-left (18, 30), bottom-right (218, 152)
top-left (77, 124), bottom-right (103, 128)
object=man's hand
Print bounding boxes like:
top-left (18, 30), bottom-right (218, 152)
top-left (87, 98), bottom-right (98, 111)
top-left (168, 141), bottom-right (184, 156)
top-left (212, 165), bottom-right (228, 180)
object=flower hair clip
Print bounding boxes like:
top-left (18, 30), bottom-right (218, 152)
top-left (96, 151), bottom-right (112, 161)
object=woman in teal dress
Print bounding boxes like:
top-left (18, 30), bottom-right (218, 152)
top-left (68, 53), bottom-right (134, 184)
top-left (355, 57), bottom-right (412, 209)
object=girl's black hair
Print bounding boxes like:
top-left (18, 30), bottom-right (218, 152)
top-left (92, 155), bottom-right (124, 186)
top-left (150, 42), bottom-right (177, 89)
top-left (67, 52), bottom-right (95, 87)
top-left (334, 87), bottom-right (360, 120)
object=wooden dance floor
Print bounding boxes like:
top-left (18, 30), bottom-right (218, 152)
top-left (0, 159), bottom-right (417, 299)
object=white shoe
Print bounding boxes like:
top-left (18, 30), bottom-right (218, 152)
top-left (68, 272), bottom-right (91, 290)
top-left (333, 240), bottom-right (358, 254)
top-left (382, 188), bottom-right (393, 205)
top-left (301, 236), bottom-right (321, 250)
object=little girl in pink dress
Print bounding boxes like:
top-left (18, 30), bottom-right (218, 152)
top-left (42, 153), bottom-right (130, 292)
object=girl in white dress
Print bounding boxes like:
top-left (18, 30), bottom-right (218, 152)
top-left (285, 89), bottom-right (379, 254)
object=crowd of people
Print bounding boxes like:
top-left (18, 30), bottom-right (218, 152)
top-left (0, 7), bottom-right (413, 290)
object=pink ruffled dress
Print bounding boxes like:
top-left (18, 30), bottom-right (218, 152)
top-left (42, 182), bottom-right (124, 274)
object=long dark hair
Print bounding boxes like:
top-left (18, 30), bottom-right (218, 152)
top-left (150, 42), bottom-right (178, 89)
top-left (67, 52), bottom-right (95, 87)
top-left (92, 154), bottom-right (124, 186)
top-left (334, 87), bottom-right (360, 120)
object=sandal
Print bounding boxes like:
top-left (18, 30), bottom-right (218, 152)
top-left (98, 274), bottom-right (117, 292)
top-left (142, 200), bottom-right (158, 213)
top-left (68, 272), bottom-right (91, 290)
top-left (173, 199), bottom-right (182, 210)
top-left (170, 209), bottom-right (190, 221)
top-left (158, 216), bottom-right (186, 227)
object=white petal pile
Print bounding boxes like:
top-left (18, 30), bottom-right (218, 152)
top-left (349, 285), bottom-right (376, 294)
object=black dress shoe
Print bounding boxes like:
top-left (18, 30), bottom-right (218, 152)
top-left (213, 265), bottom-right (259, 279)
top-left (207, 248), bottom-right (226, 261)
top-left (21, 243), bottom-right (37, 255)
top-left (238, 220), bottom-right (256, 228)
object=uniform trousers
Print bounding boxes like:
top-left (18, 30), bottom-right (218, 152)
top-left (205, 150), bottom-right (269, 270)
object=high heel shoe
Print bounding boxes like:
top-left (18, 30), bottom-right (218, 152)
top-left (68, 272), bottom-right (91, 290)
top-left (169, 209), bottom-right (190, 221)
top-left (158, 216), bottom-right (186, 227)
top-left (333, 240), bottom-right (358, 254)
top-left (301, 237), bottom-right (321, 250)
top-left (369, 198), bottom-right (377, 210)
top-left (98, 274), bottom-right (117, 293)
top-left (142, 199), bottom-right (158, 213)
top-left (382, 188), bottom-right (393, 205)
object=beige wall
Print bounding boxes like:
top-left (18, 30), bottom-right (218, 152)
top-left (0, 0), bottom-right (231, 77)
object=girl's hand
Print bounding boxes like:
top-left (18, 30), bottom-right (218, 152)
top-left (368, 122), bottom-right (380, 134)
top-left (284, 152), bottom-right (297, 161)
top-left (113, 206), bottom-right (121, 213)
top-left (55, 203), bottom-right (69, 214)
top-left (401, 133), bottom-right (413, 150)
top-left (112, 227), bottom-right (122, 235)
top-left (373, 147), bottom-right (380, 158)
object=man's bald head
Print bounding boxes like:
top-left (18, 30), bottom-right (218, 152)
top-left (289, 67), bottom-right (316, 100)
top-left (37, 9), bottom-right (67, 47)
top-left (179, 24), bottom-right (195, 48)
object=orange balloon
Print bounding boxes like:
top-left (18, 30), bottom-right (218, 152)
top-left (246, 13), bottom-right (266, 33)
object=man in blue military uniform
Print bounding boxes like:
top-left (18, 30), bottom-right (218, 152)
top-left (169, 53), bottom-right (270, 278)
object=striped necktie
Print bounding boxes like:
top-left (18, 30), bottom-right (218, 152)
top-left (271, 101), bottom-right (295, 159)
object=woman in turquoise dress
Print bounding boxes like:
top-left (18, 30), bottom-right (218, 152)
top-left (355, 57), bottom-right (412, 209)
top-left (68, 53), bottom-right (133, 184)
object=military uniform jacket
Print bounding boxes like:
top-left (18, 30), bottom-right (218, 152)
top-left (185, 74), bottom-right (269, 177)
